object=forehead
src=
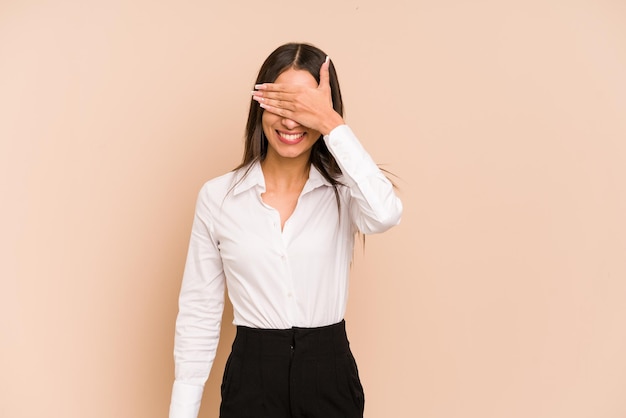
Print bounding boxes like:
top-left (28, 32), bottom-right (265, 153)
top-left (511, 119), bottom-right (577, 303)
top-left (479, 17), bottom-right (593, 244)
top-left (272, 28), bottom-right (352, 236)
top-left (275, 68), bottom-right (318, 87)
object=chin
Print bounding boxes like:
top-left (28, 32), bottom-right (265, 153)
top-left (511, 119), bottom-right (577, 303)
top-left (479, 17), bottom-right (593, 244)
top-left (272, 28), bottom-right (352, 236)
top-left (277, 149), bottom-right (310, 160)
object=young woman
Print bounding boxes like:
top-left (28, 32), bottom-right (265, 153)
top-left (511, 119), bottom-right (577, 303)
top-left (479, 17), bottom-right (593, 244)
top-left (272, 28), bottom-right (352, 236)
top-left (169, 43), bottom-right (402, 418)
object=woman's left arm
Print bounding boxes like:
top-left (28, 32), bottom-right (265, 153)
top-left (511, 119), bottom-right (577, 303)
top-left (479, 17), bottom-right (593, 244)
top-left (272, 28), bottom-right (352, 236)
top-left (324, 125), bottom-right (403, 234)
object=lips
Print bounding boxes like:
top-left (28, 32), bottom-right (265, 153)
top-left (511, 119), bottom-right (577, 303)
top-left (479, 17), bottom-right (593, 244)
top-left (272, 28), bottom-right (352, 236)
top-left (276, 130), bottom-right (306, 145)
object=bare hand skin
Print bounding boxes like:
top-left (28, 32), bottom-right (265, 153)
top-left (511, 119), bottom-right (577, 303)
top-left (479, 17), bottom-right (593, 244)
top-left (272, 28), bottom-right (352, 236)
top-left (252, 57), bottom-right (344, 136)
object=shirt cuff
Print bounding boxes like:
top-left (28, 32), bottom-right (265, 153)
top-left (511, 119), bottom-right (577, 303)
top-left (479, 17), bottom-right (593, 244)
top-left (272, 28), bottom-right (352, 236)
top-left (169, 380), bottom-right (204, 418)
top-left (323, 124), bottom-right (380, 181)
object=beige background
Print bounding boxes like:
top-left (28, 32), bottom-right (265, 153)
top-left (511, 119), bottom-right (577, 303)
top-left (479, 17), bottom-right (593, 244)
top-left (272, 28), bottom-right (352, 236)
top-left (2, 0), bottom-right (626, 417)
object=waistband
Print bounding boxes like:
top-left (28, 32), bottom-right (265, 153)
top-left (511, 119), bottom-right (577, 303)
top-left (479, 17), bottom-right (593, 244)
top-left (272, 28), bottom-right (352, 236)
top-left (232, 320), bottom-right (350, 358)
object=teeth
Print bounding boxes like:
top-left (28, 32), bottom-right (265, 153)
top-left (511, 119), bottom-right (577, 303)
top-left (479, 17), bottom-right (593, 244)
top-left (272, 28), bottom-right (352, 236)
top-left (281, 132), bottom-right (304, 141)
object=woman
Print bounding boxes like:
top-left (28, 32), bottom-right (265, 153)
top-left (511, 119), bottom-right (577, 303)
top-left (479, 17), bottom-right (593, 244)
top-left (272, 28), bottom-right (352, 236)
top-left (169, 43), bottom-right (402, 418)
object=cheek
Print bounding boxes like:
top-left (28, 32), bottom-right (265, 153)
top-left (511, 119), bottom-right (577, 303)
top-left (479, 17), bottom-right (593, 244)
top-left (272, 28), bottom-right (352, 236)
top-left (308, 129), bottom-right (322, 142)
top-left (261, 112), bottom-right (276, 134)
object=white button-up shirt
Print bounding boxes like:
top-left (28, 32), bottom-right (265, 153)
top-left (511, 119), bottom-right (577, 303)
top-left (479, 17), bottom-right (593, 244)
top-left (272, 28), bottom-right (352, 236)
top-left (170, 125), bottom-right (402, 418)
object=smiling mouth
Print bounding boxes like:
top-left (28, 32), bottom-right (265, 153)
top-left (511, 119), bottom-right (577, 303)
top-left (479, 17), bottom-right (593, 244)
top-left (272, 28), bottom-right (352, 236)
top-left (277, 130), bottom-right (306, 144)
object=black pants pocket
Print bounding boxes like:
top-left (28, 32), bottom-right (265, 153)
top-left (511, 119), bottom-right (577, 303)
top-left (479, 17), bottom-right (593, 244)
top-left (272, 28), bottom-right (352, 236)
top-left (344, 351), bottom-right (365, 413)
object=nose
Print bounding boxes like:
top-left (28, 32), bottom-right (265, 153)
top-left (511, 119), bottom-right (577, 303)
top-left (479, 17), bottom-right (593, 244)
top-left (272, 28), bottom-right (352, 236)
top-left (281, 117), bottom-right (300, 130)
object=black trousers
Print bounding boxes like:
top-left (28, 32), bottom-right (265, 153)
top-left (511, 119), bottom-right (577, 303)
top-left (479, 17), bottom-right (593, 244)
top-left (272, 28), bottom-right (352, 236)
top-left (219, 320), bottom-right (365, 418)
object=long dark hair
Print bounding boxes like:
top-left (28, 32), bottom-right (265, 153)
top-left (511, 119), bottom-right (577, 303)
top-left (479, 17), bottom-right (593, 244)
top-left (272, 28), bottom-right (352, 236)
top-left (235, 43), bottom-right (345, 203)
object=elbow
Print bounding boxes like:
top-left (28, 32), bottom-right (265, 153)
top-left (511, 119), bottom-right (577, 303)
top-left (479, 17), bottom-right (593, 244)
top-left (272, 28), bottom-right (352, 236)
top-left (362, 199), bottom-right (403, 234)
top-left (379, 204), bottom-right (403, 232)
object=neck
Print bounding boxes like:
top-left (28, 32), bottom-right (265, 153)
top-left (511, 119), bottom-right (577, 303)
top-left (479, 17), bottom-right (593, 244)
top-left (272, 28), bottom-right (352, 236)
top-left (261, 153), bottom-right (310, 191)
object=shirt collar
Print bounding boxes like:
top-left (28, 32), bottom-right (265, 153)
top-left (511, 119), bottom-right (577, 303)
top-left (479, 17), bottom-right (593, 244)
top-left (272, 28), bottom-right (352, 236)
top-left (232, 161), bottom-right (265, 196)
top-left (232, 160), bottom-right (332, 196)
top-left (302, 164), bottom-right (332, 195)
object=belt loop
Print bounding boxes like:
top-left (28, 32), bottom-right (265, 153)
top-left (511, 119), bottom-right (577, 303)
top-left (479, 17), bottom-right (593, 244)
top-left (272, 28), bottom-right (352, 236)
top-left (315, 326), bottom-right (322, 357)
top-left (242, 326), bottom-right (247, 351)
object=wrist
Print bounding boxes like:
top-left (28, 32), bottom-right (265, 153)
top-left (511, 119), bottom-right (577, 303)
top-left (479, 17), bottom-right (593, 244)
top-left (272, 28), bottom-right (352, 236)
top-left (320, 112), bottom-right (345, 136)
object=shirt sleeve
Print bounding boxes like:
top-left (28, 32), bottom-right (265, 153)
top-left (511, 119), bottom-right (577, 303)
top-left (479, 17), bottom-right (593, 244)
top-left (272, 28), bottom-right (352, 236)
top-left (170, 185), bottom-right (226, 418)
top-left (323, 124), bottom-right (403, 234)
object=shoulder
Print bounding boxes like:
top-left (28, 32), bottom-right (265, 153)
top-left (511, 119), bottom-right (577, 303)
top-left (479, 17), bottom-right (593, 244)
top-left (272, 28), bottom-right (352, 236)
top-left (197, 163), bottom-right (259, 204)
top-left (200, 170), bottom-right (237, 194)
top-left (194, 169), bottom-right (239, 211)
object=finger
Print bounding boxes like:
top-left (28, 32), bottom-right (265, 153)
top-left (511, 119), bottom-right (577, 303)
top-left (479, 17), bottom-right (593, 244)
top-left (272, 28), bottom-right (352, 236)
top-left (259, 102), bottom-right (293, 119)
top-left (254, 83), bottom-right (298, 93)
top-left (252, 95), bottom-right (294, 112)
top-left (252, 90), bottom-right (295, 101)
top-left (318, 55), bottom-right (331, 91)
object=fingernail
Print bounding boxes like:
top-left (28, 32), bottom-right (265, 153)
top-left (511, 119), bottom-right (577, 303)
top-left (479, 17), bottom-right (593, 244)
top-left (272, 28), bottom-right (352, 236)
top-left (325, 55), bottom-right (329, 63)
top-left (254, 84), bottom-right (264, 89)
